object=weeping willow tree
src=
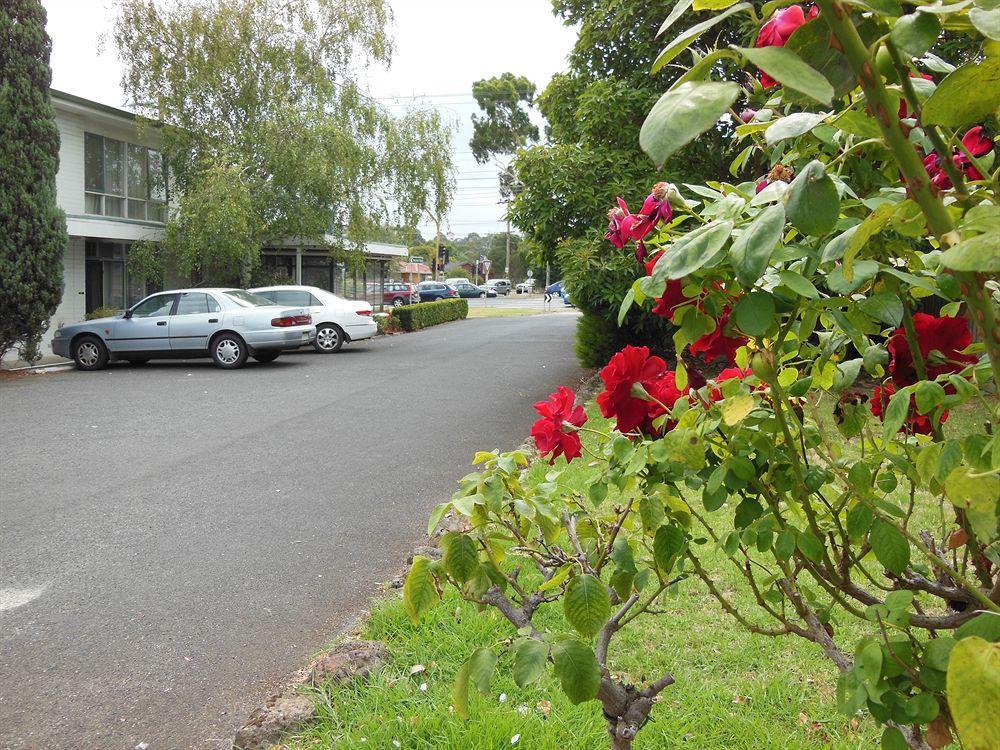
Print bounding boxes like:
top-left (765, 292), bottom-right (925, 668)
top-left (114, 0), bottom-right (454, 285)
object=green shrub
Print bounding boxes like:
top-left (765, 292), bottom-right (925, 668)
top-left (0, 1), bottom-right (67, 362)
top-left (392, 298), bottom-right (468, 331)
top-left (559, 237), bottom-right (675, 367)
top-left (85, 306), bottom-right (121, 321)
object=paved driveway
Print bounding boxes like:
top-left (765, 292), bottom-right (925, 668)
top-left (0, 313), bottom-right (583, 750)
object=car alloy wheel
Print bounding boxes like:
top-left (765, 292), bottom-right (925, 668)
top-left (316, 325), bottom-right (340, 352)
top-left (393, 297), bottom-right (404, 307)
top-left (215, 337), bottom-right (242, 365)
top-left (77, 341), bottom-right (100, 367)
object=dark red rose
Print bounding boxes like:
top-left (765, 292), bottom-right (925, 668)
top-left (531, 386), bottom-right (587, 463)
top-left (923, 126), bottom-right (994, 189)
top-left (645, 370), bottom-right (689, 434)
top-left (871, 381), bottom-right (948, 435)
top-left (755, 5), bottom-right (817, 87)
top-left (597, 345), bottom-right (675, 435)
top-left (887, 313), bottom-right (978, 387)
top-left (691, 309), bottom-right (748, 365)
top-left (652, 280), bottom-right (690, 322)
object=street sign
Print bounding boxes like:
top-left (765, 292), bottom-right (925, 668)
top-left (526, 269), bottom-right (533, 277)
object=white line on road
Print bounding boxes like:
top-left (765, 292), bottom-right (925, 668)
top-left (0, 585), bottom-right (48, 611)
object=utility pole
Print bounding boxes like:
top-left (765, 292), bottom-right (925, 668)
top-left (434, 214), bottom-right (441, 281)
top-left (504, 215), bottom-right (511, 279)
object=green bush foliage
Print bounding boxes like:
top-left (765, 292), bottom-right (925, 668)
top-left (85, 306), bottom-right (121, 321)
top-left (558, 238), bottom-right (675, 367)
top-left (0, 0), bottom-right (67, 362)
top-left (392, 298), bottom-right (468, 331)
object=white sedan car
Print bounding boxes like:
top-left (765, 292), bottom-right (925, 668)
top-left (249, 285), bottom-right (376, 353)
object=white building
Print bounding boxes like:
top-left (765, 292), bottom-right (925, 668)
top-left (28, 90), bottom-right (407, 361)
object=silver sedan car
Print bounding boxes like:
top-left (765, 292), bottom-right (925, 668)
top-left (52, 288), bottom-right (316, 370)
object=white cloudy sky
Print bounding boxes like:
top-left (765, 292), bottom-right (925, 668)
top-left (41, 0), bottom-right (577, 240)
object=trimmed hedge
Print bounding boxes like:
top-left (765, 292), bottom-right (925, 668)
top-left (392, 298), bottom-right (468, 331)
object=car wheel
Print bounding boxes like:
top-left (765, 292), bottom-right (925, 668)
top-left (210, 332), bottom-right (248, 369)
top-left (72, 335), bottom-right (109, 371)
top-left (314, 323), bottom-right (344, 353)
top-left (479, 292), bottom-right (485, 298)
top-left (253, 351), bottom-right (281, 363)
top-left (393, 297), bottom-right (404, 307)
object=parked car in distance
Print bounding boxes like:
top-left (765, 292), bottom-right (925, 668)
top-left (478, 284), bottom-right (498, 298)
top-left (415, 281), bottom-right (459, 302)
top-left (445, 277), bottom-right (472, 287)
top-left (516, 280), bottom-right (535, 294)
top-left (52, 289), bottom-right (315, 371)
top-left (452, 281), bottom-right (485, 298)
top-left (383, 281), bottom-right (419, 307)
top-left (249, 284), bottom-right (375, 353)
top-left (545, 280), bottom-right (564, 298)
top-left (486, 278), bottom-right (512, 296)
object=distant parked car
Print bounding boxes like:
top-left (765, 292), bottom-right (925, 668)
top-left (452, 281), bottom-right (485, 298)
top-left (445, 277), bottom-right (472, 287)
top-left (52, 289), bottom-right (315, 370)
top-left (415, 281), bottom-right (459, 302)
top-left (478, 284), bottom-right (498, 298)
top-left (516, 280), bottom-right (535, 294)
top-left (383, 281), bottom-right (419, 307)
top-left (486, 278), bottom-right (511, 296)
top-left (545, 280), bottom-right (564, 298)
top-left (250, 285), bottom-right (375, 353)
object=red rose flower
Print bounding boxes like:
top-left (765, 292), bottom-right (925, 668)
top-left (923, 126), bottom-right (994, 189)
top-left (531, 386), bottom-right (587, 463)
top-left (887, 313), bottom-right (977, 387)
top-left (871, 381), bottom-right (948, 435)
top-left (605, 197), bottom-right (630, 249)
top-left (690, 309), bottom-right (748, 365)
top-left (652, 279), bottom-right (690, 321)
top-left (597, 345), bottom-right (675, 434)
top-left (704, 367), bottom-right (751, 404)
top-left (755, 5), bottom-right (817, 87)
top-left (645, 370), bottom-right (689, 434)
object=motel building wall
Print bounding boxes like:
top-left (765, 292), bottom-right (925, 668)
top-left (8, 90), bottom-right (407, 364)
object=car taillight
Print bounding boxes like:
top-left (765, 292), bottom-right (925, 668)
top-left (271, 314), bottom-right (312, 327)
top-left (356, 309), bottom-right (372, 316)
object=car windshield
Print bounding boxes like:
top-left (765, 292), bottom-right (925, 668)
top-left (225, 290), bottom-right (276, 307)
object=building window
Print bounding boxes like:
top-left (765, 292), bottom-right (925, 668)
top-left (84, 240), bottom-right (161, 313)
top-left (84, 133), bottom-right (167, 223)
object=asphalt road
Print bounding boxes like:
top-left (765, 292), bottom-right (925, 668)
top-left (0, 313), bottom-right (583, 750)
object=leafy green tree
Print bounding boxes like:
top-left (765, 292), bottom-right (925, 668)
top-left (113, 0), bottom-right (452, 284)
top-left (470, 73), bottom-right (539, 164)
top-left (0, 0), bottom-right (67, 362)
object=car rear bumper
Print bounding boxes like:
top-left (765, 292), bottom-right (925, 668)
top-left (345, 320), bottom-right (378, 341)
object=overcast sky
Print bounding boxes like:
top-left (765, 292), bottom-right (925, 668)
top-left (41, 0), bottom-right (577, 240)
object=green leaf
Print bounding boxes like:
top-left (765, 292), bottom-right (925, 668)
top-left (453, 661), bottom-right (471, 719)
top-left (947, 637), bottom-right (1000, 750)
top-left (923, 637), bottom-right (956, 671)
top-left (721, 393), bottom-right (756, 425)
top-left (786, 160), bottom-right (839, 236)
top-left (970, 6), bottom-right (1000, 42)
top-left (775, 529), bottom-right (797, 560)
top-left (956, 613), bottom-right (1000, 642)
top-left (881, 727), bottom-right (908, 750)
top-left (512, 639), bottom-right (548, 687)
top-left (404, 556), bottom-right (439, 623)
top-left (539, 563), bottom-right (573, 592)
top-left (564, 574), bottom-right (611, 638)
top-left (914, 380), bottom-right (946, 415)
top-left (891, 12), bottom-right (941, 57)
top-left (427, 502), bottom-right (451, 536)
top-left (657, 0), bottom-right (694, 37)
top-left (651, 220), bottom-right (734, 280)
top-left (847, 504), bottom-right (874, 539)
top-left (859, 291), bottom-right (904, 327)
top-left (653, 4), bottom-right (752, 72)
top-left (639, 495), bottom-right (665, 533)
top-left (442, 532), bottom-right (479, 583)
top-left (468, 647), bottom-right (497, 693)
top-left (654, 523), bottom-right (687, 572)
top-left (857, 640), bottom-right (884, 684)
top-left (944, 467), bottom-right (1000, 543)
top-left (869, 518), bottom-right (910, 575)
top-left (641, 83), bottom-right (741, 167)
top-left (552, 639), bottom-right (602, 704)
top-left (784, 17), bottom-right (857, 98)
top-left (618, 287), bottom-right (635, 326)
top-left (922, 55), bottom-right (1000, 127)
top-left (778, 270), bottom-right (820, 298)
top-left (737, 46), bottom-right (834, 104)
top-left (797, 532), bottom-right (826, 563)
top-left (941, 234), bottom-right (1000, 273)
top-left (733, 292), bottom-right (777, 338)
top-left (730, 204), bottom-right (785, 286)
top-left (764, 112), bottom-right (830, 145)
top-left (881, 385), bottom-right (911, 441)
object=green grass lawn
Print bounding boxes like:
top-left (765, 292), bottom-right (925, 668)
top-left (466, 307), bottom-right (544, 318)
top-left (281, 398), bottom-right (992, 750)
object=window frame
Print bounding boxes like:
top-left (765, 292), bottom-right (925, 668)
top-left (84, 132), bottom-right (168, 223)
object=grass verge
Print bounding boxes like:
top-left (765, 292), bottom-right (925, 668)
top-left (278, 395), bottom-right (993, 750)
top-left (466, 307), bottom-right (545, 318)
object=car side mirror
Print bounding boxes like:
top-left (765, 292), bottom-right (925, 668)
top-left (123, 309), bottom-right (133, 319)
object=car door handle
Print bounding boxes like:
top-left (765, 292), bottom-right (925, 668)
top-left (156, 321), bottom-right (167, 326)
top-left (208, 318), bottom-right (218, 323)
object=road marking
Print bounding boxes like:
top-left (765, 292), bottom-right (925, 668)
top-left (0, 585), bottom-right (47, 611)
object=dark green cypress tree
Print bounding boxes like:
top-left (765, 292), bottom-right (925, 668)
top-left (0, 0), bottom-right (66, 363)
